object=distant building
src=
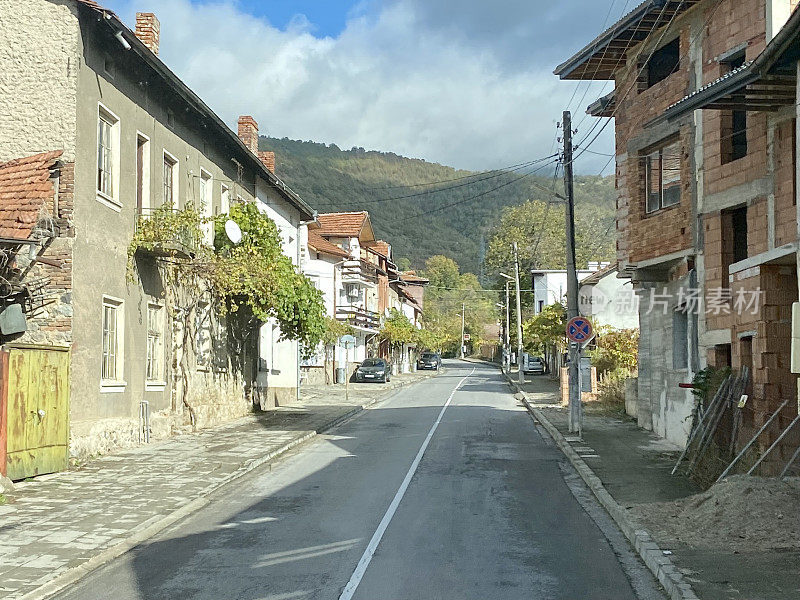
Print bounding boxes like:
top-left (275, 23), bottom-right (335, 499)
top-left (530, 262), bottom-right (610, 313)
top-left (578, 263), bottom-right (639, 330)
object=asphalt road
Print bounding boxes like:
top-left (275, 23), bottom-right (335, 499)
top-left (56, 360), bottom-right (665, 600)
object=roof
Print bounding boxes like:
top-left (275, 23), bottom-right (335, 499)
top-left (400, 271), bottom-right (429, 285)
top-left (314, 212), bottom-right (375, 241)
top-left (0, 151), bottom-right (62, 240)
top-left (578, 262), bottom-right (619, 286)
top-left (655, 7), bottom-right (800, 124)
top-left (587, 91), bottom-right (617, 117)
top-left (307, 231), bottom-right (349, 258)
top-left (364, 240), bottom-right (391, 259)
top-left (72, 1), bottom-right (314, 219)
top-left (554, 0), bottom-right (700, 81)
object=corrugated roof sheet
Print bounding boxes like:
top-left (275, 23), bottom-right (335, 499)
top-left (0, 151), bottom-right (62, 240)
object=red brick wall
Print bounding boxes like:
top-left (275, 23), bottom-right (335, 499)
top-left (703, 0), bottom-right (769, 197)
top-left (614, 25), bottom-right (695, 265)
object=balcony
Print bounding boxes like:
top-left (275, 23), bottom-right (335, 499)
top-left (336, 305), bottom-right (381, 332)
top-left (134, 207), bottom-right (198, 260)
top-left (341, 259), bottom-right (378, 287)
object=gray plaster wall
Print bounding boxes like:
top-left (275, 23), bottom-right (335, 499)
top-left (68, 11), bottom-right (263, 457)
top-left (0, 0), bottom-right (79, 162)
top-left (635, 277), bottom-right (696, 447)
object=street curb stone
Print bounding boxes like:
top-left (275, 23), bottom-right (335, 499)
top-left (19, 372), bottom-right (435, 600)
top-left (503, 372), bottom-right (700, 600)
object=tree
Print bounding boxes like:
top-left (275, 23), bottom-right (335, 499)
top-left (420, 255), bottom-right (499, 357)
top-left (523, 303), bottom-right (567, 371)
top-left (590, 327), bottom-right (639, 376)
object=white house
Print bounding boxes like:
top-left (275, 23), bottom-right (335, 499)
top-left (578, 263), bottom-right (639, 330)
top-left (530, 265), bottom-right (607, 313)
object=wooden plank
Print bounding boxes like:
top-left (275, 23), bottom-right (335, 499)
top-left (0, 350), bottom-right (8, 477)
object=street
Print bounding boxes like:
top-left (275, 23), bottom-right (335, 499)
top-left (55, 361), bottom-right (664, 600)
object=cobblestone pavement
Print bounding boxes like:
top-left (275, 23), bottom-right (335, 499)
top-left (0, 370), bottom-right (435, 600)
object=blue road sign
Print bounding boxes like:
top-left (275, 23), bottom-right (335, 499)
top-left (566, 317), bottom-right (593, 343)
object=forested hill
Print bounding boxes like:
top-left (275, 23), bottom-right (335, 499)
top-left (259, 137), bottom-right (615, 275)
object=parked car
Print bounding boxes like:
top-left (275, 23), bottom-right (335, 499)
top-left (417, 352), bottom-right (442, 370)
top-left (354, 358), bottom-right (391, 383)
top-left (522, 354), bottom-right (545, 375)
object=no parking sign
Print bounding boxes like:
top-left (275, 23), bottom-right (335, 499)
top-left (566, 317), bottom-right (593, 344)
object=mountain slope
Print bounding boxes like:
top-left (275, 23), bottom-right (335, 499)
top-left (259, 137), bottom-right (615, 275)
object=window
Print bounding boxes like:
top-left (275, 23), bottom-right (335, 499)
top-left (673, 309), bottom-right (689, 369)
top-left (220, 184), bottom-right (230, 215)
top-left (101, 297), bottom-right (124, 385)
top-left (163, 151), bottom-right (178, 207)
top-left (721, 53), bottom-right (748, 164)
top-left (97, 105), bottom-right (120, 205)
top-left (199, 170), bottom-right (213, 244)
top-left (146, 304), bottom-right (164, 383)
top-left (196, 301), bottom-right (212, 370)
top-left (645, 140), bottom-right (681, 213)
top-left (722, 206), bottom-right (749, 271)
top-left (136, 133), bottom-right (151, 213)
top-left (647, 37), bottom-right (680, 88)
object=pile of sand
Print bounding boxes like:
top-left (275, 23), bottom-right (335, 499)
top-left (630, 475), bottom-right (800, 552)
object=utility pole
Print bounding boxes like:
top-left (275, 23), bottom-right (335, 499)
top-left (513, 243), bottom-right (524, 385)
top-left (505, 280), bottom-right (511, 369)
top-left (563, 110), bottom-right (582, 435)
top-left (460, 301), bottom-right (466, 359)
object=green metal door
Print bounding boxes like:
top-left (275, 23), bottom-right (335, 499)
top-left (5, 347), bottom-right (70, 480)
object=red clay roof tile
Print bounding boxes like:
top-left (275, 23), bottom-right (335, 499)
top-left (0, 151), bottom-right (62, 240)
top-left (315, 212), bottom-right (371, 238)
top-left (307, 231), bottom-right (350, 258)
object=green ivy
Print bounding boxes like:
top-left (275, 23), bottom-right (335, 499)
top-left (128, 202), bottom-right (326, 351)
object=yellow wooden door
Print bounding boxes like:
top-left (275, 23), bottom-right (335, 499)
top-left (5, 347), bottom-right (69, 480)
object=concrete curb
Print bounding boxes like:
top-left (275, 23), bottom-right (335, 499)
top-left (503, 372), bottom-right (700, 600)
top-left (19, 373), bottom-right (435, 600)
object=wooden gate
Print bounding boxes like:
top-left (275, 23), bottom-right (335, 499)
top-left (1, 346), bottom-right (70, 480)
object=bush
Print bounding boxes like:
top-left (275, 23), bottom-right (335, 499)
top-left (597, 367), bottom-right (631, 405)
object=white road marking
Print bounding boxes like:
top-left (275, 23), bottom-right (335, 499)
top-left (338, 367), bottom-right (476, 600)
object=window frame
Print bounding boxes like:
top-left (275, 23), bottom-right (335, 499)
top-left (220, 184), bottom-right (230, 215)
top-left (136, 132), bottom-right (151, 214)
top-left (96, 103), bottom-right (121, 211)
top-left (146, 302), bottom-right (166, 390)
top-left (163, 150), bottom-right (179, 208)
top-left (644, 139), bottom-right (682, 214)
top-left (199, 168), bottom-right (214, 244)
top-left (100, 295), bottom-right (125, 392)
top-left (645, 37), bottom-right (680, 89)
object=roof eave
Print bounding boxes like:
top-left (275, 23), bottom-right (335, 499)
top-left (87, 8), bottom-right (314, 219)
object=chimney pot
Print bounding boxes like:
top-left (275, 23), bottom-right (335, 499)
top-left (238, 115), bottom-right (259, 155)
top-left (135, 13), bottom-right (160, 55)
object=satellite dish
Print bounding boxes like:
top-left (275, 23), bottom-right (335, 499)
top-left (224, 220), bottom-right (242, 245)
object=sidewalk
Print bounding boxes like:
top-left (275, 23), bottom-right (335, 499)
top-left (513, 371), bottom-right (800, 600)
top-left (0, 370), bottom-right (435, 600)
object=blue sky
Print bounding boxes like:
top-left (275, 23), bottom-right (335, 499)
top-left (232, 0), bottom-right (367, 37)
top-left (105, 0), bottom-right (617, 172)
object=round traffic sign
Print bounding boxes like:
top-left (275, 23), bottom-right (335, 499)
top-left (566, 316), bottom-right (593, 343)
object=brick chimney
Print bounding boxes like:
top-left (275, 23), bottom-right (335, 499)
top-left (237, 116), bottom-right (259, 155)
top-left (258, 151), bottom-right (276, 173)
top-left (135, 13), bottom-right (160, 55)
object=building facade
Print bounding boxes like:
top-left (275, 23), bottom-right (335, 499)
top-left (557, 0), bottom-right (800, 465)
top-left (0, 1), bottom-right (314, 472)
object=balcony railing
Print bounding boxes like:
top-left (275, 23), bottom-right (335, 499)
top-left (134, 206), bottom-right (198, 260)
top-left (336, 305), bottom-right (381, 332)
top-left (341, 259), bottom-right (378, 286)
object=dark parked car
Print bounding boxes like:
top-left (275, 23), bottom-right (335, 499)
top-left (354, 358), bottom-right (390, 383)
top-left (417, 352), bottom-right (441, 370)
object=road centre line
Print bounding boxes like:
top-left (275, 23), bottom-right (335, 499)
top-left (338, 367), bottom-right (476, 600)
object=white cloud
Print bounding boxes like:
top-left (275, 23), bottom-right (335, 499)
top-left (107, 0), bottom-right (614, 172)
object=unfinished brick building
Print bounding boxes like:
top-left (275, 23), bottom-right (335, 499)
top-left (557, 0), bottom-right (800, 473)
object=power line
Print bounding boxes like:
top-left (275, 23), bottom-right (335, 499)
top-left (387, 157), bottom-right (561, 224)
top-left (315, 154), bottom-right (559, 206)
